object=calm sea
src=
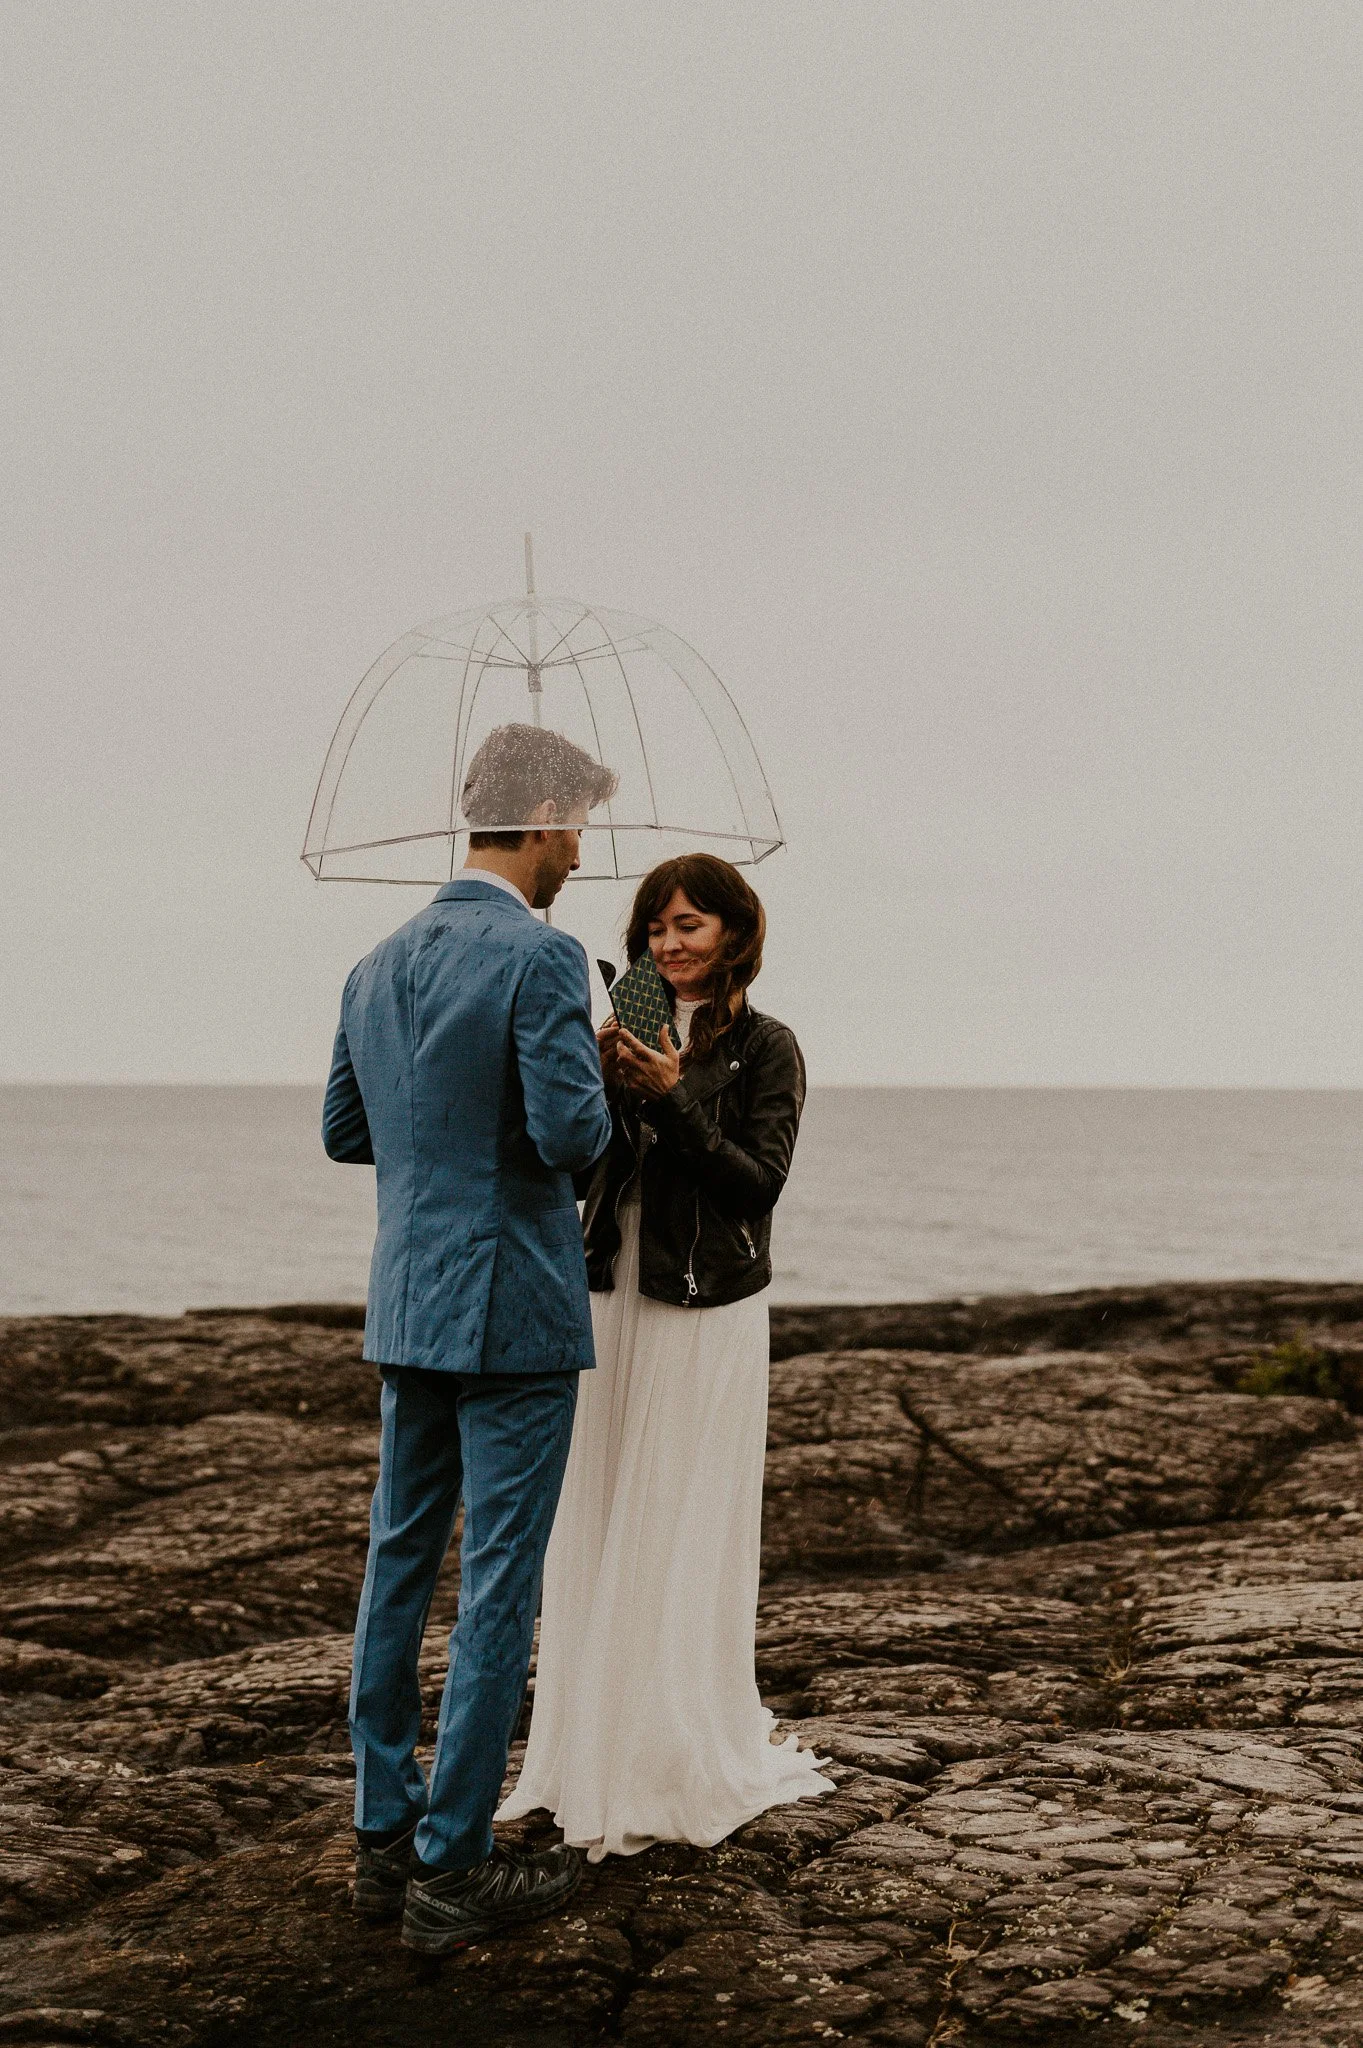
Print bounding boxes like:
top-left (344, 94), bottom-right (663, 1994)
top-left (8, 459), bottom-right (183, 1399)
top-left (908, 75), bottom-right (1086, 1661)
top-left (1, 1086), bottom-right (1359, 1317)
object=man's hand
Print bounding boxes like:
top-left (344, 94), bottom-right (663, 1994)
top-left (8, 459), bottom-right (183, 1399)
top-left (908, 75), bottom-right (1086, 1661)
top-left (596, 1015), bottom-right (624, 1087)
top-left (614, 1021), bottom-right (682, 1099)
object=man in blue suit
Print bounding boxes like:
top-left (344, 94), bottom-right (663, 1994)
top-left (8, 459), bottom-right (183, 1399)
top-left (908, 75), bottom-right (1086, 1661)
top-left (323, 723), bottom-right (616, 1952)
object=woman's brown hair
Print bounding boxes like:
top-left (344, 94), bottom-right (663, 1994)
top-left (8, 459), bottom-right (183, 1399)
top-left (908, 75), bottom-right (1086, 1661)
top-left (624, 854), bottom-right (766, 1065)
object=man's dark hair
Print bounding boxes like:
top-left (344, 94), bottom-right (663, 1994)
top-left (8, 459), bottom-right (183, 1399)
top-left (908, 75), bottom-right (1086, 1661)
top-left (463, 723), bottom-right (617, 849)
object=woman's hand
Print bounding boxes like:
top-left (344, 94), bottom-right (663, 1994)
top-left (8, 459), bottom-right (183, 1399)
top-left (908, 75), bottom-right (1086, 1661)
top-left (614, 1021), bottom-right (682, 1099)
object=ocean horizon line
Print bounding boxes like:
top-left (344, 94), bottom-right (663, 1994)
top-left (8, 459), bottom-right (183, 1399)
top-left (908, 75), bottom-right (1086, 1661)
top-left (4, 1079), bottom-right (1363, 1096)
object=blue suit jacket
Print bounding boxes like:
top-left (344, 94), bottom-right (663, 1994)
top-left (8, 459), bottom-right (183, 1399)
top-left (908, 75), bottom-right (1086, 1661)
top-left (322, 877), bottom-right (612, 1375)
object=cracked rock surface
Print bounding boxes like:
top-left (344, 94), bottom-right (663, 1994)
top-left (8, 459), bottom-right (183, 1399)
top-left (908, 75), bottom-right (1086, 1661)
top-left (4, 1284), bottom-right (1363, 2044)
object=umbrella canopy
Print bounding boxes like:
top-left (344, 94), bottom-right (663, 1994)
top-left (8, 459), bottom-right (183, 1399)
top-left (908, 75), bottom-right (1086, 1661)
top-left (302, 556), bottom-right (783, 885)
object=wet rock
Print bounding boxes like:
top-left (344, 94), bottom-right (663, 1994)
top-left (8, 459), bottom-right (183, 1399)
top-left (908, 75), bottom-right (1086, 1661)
top-left (768, 1281), bottom-right (1363, 1364)
top-left (762, 1348), bottom-right (1346, 1574)
top-left (3, 1283), bottom-right (1363, 2044)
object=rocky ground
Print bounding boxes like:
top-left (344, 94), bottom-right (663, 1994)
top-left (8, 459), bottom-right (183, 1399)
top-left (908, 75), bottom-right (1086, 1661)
top-left (3, 1281), bottom-right (1363, 2044)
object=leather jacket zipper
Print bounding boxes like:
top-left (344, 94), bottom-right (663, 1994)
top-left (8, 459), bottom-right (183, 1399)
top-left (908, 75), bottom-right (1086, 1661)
top-left (740, 1221), bottom-right (757, 1260)
top-left (681, 1053), bottom-right (744, 1300)
top-left (618, 1117), bottom-right (654, 1212)
top-left (683, 1193), bottom-right (701, 1303)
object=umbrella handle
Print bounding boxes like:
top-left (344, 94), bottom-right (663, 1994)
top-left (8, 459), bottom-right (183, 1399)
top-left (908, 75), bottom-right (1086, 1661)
top-left (525, 532), bottom-right (543, 728)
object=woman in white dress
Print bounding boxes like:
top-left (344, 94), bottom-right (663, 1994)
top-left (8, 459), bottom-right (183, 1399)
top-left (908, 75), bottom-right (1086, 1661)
top-left (499, 854), bottom-right (832, 1862)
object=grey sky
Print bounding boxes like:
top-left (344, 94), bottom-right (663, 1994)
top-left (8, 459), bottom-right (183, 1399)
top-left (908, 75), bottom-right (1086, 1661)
top-left (2, 2), bottom-right (1358, 1087)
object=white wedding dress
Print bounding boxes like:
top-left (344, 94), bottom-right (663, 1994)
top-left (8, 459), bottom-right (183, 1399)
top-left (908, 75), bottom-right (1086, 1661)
top-left (498, 1001), bottom-right (833, 1861)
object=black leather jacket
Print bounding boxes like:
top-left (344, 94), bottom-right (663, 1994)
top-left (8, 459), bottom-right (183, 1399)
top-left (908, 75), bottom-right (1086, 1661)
top-left (580, 1005), bottom-right (805, 1309)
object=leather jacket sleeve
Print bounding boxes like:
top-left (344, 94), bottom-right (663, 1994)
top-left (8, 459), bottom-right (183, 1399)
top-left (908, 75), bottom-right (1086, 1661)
top-left (572, 1081), bottom-right (632, 1201)
top-left (648, 1020), bottom-right (804, 1219)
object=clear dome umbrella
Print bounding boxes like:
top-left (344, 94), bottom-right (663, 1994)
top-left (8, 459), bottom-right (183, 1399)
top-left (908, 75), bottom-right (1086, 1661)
top-left (302, 538), bottom-right (783, 885)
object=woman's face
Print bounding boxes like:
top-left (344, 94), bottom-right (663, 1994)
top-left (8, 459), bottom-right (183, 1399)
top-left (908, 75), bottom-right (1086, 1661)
top-left (648, 888), bottom-right (726, 1000)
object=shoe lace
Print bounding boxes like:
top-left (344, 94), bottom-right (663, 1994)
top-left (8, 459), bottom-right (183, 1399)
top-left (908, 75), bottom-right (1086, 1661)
top-left (493, 1844), bottom-right (551, 1900)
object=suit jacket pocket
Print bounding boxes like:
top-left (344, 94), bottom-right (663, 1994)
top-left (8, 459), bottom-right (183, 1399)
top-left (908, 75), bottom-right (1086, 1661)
top-left (535, 1207), bottom-right (584, 1246)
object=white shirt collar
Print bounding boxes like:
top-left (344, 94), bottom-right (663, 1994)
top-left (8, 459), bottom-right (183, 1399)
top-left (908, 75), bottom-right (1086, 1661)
top-left (460, 865), bottom-right (531, 911)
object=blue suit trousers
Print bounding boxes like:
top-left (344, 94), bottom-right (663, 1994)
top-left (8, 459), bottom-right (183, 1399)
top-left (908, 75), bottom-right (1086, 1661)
top-left (349, 1366), bottom-right (578, 1870)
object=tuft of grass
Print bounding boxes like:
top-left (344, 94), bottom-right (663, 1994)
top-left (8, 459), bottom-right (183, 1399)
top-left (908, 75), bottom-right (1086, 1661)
top-left (1237, 1337), bottom-right (1340, 1402)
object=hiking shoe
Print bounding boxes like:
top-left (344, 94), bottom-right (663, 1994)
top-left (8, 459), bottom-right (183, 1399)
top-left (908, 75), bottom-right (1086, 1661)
top-left (352, 1822), bottom-right (418, 1920)
top-left (401, 1841), bottom-right (582, 1953)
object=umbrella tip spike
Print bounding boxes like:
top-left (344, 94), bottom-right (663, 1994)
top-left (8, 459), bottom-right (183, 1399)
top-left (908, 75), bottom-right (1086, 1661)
top-left (524, 532), bottom-right (536, 598)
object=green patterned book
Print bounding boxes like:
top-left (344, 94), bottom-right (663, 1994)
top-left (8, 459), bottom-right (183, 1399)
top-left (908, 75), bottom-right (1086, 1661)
top-left (606, 952), bottom-right (681, 1051)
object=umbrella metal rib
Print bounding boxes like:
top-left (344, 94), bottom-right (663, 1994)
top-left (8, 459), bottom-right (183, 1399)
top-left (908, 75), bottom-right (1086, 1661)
top-left (303, 576), bottom-right (784, 887)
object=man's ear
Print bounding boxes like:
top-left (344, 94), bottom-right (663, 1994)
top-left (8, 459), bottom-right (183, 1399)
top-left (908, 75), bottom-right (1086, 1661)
top-left (526, 798), bottom-right (558, 828)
